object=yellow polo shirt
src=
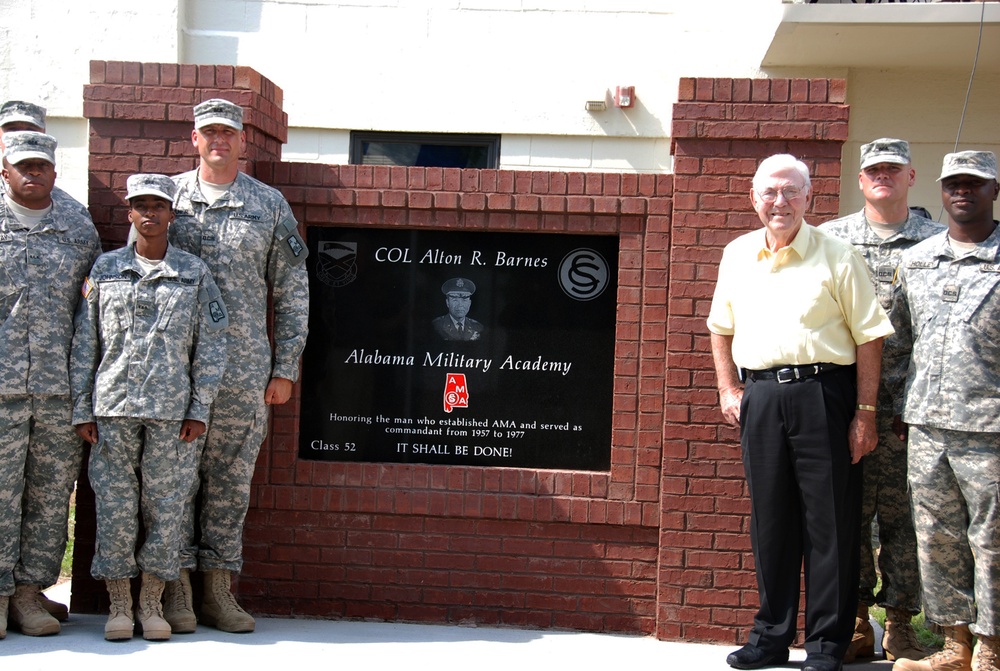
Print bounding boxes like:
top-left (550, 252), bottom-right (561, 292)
top-left (707, 223), bottom-right (893, 371)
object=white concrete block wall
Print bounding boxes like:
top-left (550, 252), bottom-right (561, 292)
top-left (284, 128), bottom-right (352, 165)
top-left (0, 0), bottom-right (180, 205)
top-left (177, 0), bottom-right (777, 173)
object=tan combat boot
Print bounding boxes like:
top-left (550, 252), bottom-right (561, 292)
top-left (104, 578), bottom-right (133, 641)
top-left (162, 568), bottom-right (197, 633)
top-left (893, 625), bottom-right (973, 671)
top-left (0, 595), bottom-right (8, 639)
top-left (844, 603), bottom-right (876, 663)
top-left (201, 569), bottom-right (255, 633)
top-left (973, 635), bottom-right (1000, 671)
top-left (135, 573), bottom-right (171, 641)
top-left (9, 584), bottom-right (60, 636)
top-left (884, 607), bottom-right (934, 661)
top-left (36, 590), bottom-right (69, 622)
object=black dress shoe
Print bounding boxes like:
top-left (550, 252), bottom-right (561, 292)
top-left (726, 643), bottom-right (790, 669)
top-left (801, 652), bottom-right (842, 671)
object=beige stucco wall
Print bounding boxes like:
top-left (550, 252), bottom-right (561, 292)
top-left (770, 64), bottom-right (1000, 220)
top-left (838, 68), bottom-right (1000, 220)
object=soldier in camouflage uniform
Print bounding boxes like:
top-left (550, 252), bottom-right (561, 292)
top-left (0, 132), bottom-right (101, 639)
top-left (822, 138), bottom-right (943, 663)
top-left (164, 98), bottom-right (308, 634)
top-left (71, 174), bottom-right (228, 641)
top-left (0, 101), bottom-right (92, 221)
top-left (892, 151), bottom-right (1000, 671)
top-left (1, 103), bottom-right (99, 627)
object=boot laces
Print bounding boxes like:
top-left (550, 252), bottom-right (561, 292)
top-left (977, 638), bottom-right (999, 668)
top-left (210, 573), bottom-right (249, 615)
top-left (107, 581), bottom-right (131, 618)
top-left (924, 633), bottom-right (970, 664)
top-left (140, 584), bottom-right (164, 616)
top-left (15, 586), bottom-right (48, 616)
top-left (165, 578), bottom-right (192, 613)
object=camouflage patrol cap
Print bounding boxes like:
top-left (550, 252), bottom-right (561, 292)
top-left (2, 131), bottom-right (57, 165)
top-left (441, 278), bottom-right (476, 297)
top-left (938, 151), bottom-right (997, 181)
top-left (194, 98), bottom-right (244, 131)
top-left (0, 100), bottom-right (46, 131)
top-left (860, 138), bottom-right (910, 170)
top-left (126, 173), bottom-right (176, 202)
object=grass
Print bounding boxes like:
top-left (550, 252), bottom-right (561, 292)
top-left (59, 490), bottom-right (76, 581)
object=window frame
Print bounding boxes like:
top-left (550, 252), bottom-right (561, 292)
top-left (349, 131), bottom-right (501, 169)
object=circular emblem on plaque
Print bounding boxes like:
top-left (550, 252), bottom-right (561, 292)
top-left (317, 241), bottom-right (358, 288)
top-left (558, 248), bottom-right (610, 301)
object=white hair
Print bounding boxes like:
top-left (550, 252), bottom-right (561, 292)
top-left (753, 154), bottom-right (811, 195)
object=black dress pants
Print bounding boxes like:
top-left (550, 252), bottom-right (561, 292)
top-left (740, 365), bottom-right (862, 657)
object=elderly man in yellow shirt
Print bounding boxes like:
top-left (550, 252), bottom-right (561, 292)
top-left (708, 154), bottom-right (894, 671)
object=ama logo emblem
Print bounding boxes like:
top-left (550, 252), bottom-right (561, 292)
top-left (443, 374), bottom-right (469, 413)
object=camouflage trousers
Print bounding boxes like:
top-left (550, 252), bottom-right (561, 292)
top-left (857, 410), bottom-right (922, 611)
top-left (179, 388), bottom-right (268, 573)
top-left (908, 425), bottom-right (1000, 636)
top-left (89, 418), bottom-right (198, 581)
top-left (0, 395), bottom-right (81, 596)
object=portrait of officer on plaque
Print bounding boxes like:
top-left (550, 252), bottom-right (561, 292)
top-left (432, 277), bottom-right (484, 341)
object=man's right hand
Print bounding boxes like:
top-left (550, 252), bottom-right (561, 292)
top-left (719, 387), bottom-right (743, 426)
top-left (893, 414), bottom-right (908, 442)
top-left (75, 422), bottom-right (98, 444)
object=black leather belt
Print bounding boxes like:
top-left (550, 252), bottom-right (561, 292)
top-left (744, 363), bottom-right (844, 384)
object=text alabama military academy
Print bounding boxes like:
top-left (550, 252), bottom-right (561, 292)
top-left (343, 349), bottom-right (574, 376)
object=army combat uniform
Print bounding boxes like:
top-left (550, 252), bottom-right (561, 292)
top-left (0, 192), bottom-right (101, 597)
top-left (0, 181), bottom-right (91, 218)
top-left (822, 209), bottom-right (943, 615)
top-left (71, 244), bottom-right (228, 581)
top-left (170, 169), bottom-right (308, 573)
top-left (894, 223), bottom-right (1000, 637)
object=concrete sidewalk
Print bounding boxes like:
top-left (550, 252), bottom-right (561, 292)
top-left (1, 584), bottom-right (896, 671)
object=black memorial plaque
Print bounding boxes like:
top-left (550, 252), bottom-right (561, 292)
top-left (298, 227), bottom-right (618, 471)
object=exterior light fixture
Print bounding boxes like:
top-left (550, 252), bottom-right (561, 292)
top-left (614, 86), bottom-right (635, 108)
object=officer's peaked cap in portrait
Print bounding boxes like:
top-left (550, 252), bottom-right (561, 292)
top-left (441, 278), bottom-right (476, 296)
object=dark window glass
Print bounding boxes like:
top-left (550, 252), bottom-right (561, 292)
top-left (350, 131), bottom-right (500, 169)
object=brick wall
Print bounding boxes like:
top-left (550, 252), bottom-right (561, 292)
top-left (74, 62), bottom-right (847, 642)
top-left (249, 162), bottom-right (669, 630)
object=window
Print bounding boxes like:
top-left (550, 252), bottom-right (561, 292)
top-left (350, 131), bottom-right (500, 169)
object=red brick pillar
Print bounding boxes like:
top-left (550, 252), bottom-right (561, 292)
top-left (71, 61), bottom-right (288, 613)
top-left (657, 77), bottom-right (848, 642)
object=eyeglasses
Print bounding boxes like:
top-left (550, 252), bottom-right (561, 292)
top-left (755, 187), bottom-right (805, 203)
